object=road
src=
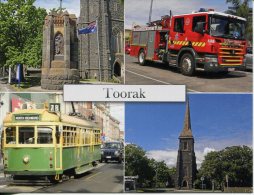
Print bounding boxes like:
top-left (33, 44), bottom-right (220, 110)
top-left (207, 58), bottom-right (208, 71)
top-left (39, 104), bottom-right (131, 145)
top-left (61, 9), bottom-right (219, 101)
top-left (125, 55), bottom-right (253, 92)
top-left (0, 163), bottom-right (123, 193)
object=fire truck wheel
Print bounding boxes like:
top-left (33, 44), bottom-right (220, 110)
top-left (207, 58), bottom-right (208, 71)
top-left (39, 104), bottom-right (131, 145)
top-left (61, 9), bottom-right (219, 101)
top-left (138, 49), bottom-right (146, 65)
top-left (180, 53), bottom-right (195, 76)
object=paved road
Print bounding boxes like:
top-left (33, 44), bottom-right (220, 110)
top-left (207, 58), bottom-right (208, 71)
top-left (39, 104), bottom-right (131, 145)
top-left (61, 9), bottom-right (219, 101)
top-left (125, 55), bottom-right (253, 93)
top-left (0, 163), bottom-right (123, 193)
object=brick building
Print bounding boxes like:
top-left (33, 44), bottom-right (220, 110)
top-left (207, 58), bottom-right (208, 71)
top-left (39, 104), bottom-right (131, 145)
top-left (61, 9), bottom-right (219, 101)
top-left (78, 0), bottom-right (124, 81)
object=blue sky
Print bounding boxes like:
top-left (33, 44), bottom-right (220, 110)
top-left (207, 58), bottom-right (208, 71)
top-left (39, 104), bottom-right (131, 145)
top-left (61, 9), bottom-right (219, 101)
top-left (125, 0), bottom-right (253, 28)
top-left (125, 94), bottom-right (252, 168)
top-left (34, 0), bottom-right (80, 16)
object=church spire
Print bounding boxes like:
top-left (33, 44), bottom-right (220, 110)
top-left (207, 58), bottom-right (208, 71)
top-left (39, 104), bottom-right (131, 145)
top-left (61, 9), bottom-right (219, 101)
top-left (180, 99), bottom-right (193, 137)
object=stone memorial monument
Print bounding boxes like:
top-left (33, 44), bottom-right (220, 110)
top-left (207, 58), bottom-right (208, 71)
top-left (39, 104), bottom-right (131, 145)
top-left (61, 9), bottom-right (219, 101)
top-left (41, 6), bottom-right (79, 90)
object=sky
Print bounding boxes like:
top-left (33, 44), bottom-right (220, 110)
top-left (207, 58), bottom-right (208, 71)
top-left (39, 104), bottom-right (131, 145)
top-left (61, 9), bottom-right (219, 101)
top-left (125, 0), bottom-right (253, 29)
top-left (110, 103), bottom-right (125, 132)
top-left (125, 94), bottom-right (252, 168)
top-left (34, 0), bottom-right (80, 16)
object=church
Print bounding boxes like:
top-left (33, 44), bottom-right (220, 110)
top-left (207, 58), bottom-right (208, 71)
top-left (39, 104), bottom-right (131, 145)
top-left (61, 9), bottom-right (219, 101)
top-left (78, 0), bottom-right (124, 81)
top-left (175, 100), bottom-right (197, 189)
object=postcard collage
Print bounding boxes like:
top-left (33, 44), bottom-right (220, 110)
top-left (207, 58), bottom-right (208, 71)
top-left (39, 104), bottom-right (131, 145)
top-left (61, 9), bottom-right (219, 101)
top-left (0, 0), bottom-right (253, 193)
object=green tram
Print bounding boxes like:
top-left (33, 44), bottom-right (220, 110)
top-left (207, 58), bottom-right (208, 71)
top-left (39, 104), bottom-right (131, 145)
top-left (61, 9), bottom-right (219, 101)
top-left (2, 109), bottom-right (101, 182)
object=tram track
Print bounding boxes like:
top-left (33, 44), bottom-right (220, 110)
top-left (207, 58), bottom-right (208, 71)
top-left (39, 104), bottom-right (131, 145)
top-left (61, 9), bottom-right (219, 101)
top-left (0, 163), bottom-right (107, 192)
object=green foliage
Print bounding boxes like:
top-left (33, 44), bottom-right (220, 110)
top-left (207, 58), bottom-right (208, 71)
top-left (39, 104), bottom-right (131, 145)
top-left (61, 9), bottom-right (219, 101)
top-left (196, 145), bottom-right (252, 189)
top-left (125, 144), bottom-right (176, 188)
top-left (118, 0), bottom-right (124, 4)
top-left (0, 0), bottom-right (47, 68)
top-left (125, 144), bottom-right (154, 187)
top-left (225, 0), bottom-right (252, 43)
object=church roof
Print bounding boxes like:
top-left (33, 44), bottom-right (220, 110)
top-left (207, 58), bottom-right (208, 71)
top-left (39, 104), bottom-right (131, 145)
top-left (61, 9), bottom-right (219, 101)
top-left (179, 99), bottom-right (193, 138)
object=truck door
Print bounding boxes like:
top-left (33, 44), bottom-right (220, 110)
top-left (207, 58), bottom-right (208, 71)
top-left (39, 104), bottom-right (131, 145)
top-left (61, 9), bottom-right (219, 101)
top-left (171, 17), bottom-right (185, 50)
top-left (147, 31), bottom-right (156, 59)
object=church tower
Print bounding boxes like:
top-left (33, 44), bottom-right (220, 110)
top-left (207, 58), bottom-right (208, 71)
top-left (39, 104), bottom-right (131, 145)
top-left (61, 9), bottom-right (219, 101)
top-left (78, 0), bottom-right (124, 81)
top-left (175, 100), bottom-right (197, 189)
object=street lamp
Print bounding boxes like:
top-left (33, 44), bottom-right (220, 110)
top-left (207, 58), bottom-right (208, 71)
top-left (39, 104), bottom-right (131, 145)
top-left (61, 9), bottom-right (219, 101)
top-left (153, 163), bottom-right (158, 188)
top-left (201, 176), bottom-right (204, 190)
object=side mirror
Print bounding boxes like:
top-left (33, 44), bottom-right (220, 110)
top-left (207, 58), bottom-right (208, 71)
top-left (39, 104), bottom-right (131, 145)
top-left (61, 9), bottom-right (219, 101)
top-left (194, 22), bottom-right (206, 35)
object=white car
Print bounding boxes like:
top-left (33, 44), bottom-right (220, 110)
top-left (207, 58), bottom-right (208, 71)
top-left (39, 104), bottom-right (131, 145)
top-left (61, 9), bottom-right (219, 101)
top-left (245, 47), bottom-right (253, 71)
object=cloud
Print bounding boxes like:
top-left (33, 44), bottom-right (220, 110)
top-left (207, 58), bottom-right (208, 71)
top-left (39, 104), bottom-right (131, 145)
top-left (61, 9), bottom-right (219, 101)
top-left (110, 103), bottom-right (125, 132)
top-left (125, 0), bottom-right (228, 29)
top-left (195, 131), bottom-right (252, 151)
top-left (146, 147), bottom-right (216, 169)
top-left (34, 0), bottom-right (80, 17)
top-left (146, 149), bottom-right (178, 167)
top-left (204, 147), bottom-right (215, 155)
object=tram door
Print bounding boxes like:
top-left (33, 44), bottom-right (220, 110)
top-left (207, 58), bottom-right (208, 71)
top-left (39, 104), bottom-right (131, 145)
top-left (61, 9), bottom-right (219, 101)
top-left (55, 126), bottom-right (62, 170)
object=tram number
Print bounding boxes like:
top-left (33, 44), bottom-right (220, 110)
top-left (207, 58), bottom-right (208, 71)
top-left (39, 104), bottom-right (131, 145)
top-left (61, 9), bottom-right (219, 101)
top-left (49, 103), bottom-right (61, 113)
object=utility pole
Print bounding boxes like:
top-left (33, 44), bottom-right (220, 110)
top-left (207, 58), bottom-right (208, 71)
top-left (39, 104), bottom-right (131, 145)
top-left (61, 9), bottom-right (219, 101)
top-left (59, 0), bottom-right (63, 11)
top-left (148, 0), bottom-right (154, 24)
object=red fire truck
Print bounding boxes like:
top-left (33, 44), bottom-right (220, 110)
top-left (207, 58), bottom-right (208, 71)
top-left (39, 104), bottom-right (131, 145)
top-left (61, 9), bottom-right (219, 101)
top-left (130, 9), bottom-right (247, 76)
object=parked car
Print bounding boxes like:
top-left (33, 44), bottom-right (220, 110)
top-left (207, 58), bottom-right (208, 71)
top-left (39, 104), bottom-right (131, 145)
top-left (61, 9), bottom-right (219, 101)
top-left (101, 141), bottom-right (123, 163)
top-left (125, 44), bottom-right (131, 54)
top-left (245, 47), bottom-right (253, 71)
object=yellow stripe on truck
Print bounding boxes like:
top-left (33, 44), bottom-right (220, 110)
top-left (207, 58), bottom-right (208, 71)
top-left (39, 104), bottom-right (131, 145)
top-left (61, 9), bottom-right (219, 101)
top-left (172, 41), bottom-right (206, 47)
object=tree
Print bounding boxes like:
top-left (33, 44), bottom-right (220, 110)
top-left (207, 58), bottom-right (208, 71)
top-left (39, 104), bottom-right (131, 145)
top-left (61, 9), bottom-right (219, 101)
top-left (125, 144), bottom-right (155, 187)
top-left (225, 0), bottom-right (252, 43)
top-left (125, 144), bottom-right (176, 188)
top-left (150, 160), bottom-right (176, 188)
top-left (0, 0), bottom-right (47, 80)
top-left (197, 145), bottom-right (252, 190)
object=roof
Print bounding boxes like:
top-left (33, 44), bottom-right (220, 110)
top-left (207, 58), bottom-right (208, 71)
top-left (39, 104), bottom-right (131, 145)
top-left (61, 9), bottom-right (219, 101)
top-left (3, 109), bottom-right (100, 129)
top-left (174, 11), bottom-right (246, 21)
top-left (61, 114), bottom-right (100, 129)
top-left (179, 100), bottom-right (193, 138)
top-left (3, 109), bottom-right (59, 123)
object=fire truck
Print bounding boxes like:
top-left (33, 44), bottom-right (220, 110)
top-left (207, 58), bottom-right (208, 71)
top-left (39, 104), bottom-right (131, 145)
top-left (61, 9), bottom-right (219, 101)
top-left (130, 8), bottom-right (247, 76)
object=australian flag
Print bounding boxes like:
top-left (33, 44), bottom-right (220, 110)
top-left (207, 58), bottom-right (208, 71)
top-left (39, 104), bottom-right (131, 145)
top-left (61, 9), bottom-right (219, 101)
top-left (78, 21), bottom-right (97, 35)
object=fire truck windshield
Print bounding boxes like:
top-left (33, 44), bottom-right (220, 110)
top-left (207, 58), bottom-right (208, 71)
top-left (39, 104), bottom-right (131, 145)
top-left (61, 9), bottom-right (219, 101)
top-left (209, 15), bottom-right (245, 40)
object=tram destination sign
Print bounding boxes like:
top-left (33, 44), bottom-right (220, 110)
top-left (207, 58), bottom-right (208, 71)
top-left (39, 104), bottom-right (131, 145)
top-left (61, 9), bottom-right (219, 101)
top-left (14, 114), bottom-right (40, 121)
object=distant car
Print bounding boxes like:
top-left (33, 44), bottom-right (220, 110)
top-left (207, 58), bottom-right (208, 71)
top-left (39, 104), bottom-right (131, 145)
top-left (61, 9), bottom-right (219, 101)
top-left (101, 141), bottom-right (123, 163)
top-left (245, 47), bottom-right (252, 71)
top-left (125, 44), bottom-right (131, 54)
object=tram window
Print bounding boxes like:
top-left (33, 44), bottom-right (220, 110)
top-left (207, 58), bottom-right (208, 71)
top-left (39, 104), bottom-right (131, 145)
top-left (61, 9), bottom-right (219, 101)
top-left (38, 127), bottom-right (53, 144)
top-left (19, 127), bottom-right (34, 144)
top-left (6, 127), bottom-right (16, 144)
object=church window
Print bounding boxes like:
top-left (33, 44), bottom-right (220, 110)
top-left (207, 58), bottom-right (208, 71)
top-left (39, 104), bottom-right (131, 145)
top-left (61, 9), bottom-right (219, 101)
top-left (183, 141), bottom-right (188, 150)
top-left (112, 28), bottom-right (123, 54)
top-left (184, 166), bottom-right (188, 176)
top-left (114, 3), bottom-right (118, 12)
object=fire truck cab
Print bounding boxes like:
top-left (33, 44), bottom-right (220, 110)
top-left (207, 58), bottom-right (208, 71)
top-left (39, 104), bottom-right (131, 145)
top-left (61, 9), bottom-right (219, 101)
top-left (130, 9), bottom-right (247, 76)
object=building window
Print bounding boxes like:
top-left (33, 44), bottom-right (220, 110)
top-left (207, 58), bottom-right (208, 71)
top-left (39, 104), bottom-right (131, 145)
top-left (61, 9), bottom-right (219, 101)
top-left (174, 17), bottom-right (184, 33)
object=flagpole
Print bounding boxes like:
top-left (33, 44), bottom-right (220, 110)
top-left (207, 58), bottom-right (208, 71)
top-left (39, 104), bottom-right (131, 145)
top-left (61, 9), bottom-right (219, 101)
top-left (96, 19), bottom-right (102, 82)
